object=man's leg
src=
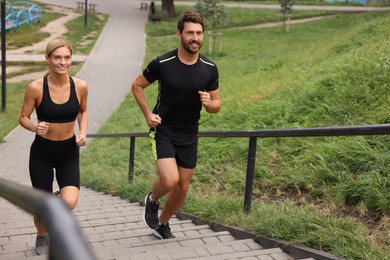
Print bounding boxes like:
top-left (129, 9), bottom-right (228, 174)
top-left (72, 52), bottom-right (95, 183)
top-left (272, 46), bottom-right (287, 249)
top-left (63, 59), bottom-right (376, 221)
top-left (159, 166), bottom-right (195, 224)
top-left (152, 158), bottom-right (180, 201)
top-left (144, 158), bottom-right (179, 229)
top-left (151, 166), bottom-right (194, 239)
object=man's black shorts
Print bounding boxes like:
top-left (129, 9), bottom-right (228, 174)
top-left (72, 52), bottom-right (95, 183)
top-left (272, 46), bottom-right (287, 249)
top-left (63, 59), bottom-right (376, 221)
top-left (149, 125), bottom-right (198, 169)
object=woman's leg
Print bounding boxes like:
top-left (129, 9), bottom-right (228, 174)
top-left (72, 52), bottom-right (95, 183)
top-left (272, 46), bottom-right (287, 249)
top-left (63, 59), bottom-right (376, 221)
top-left (57, 186), bottom-right (79, 210)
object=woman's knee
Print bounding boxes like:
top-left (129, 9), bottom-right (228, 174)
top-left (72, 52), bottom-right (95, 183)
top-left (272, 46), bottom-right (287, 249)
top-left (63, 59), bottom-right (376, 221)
top-left (59, 186), bottom-right (79, 210)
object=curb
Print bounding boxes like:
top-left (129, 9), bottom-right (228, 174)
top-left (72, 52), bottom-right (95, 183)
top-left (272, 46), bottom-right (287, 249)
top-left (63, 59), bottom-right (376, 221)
top-left (175, 211), bottom-right (345, 260)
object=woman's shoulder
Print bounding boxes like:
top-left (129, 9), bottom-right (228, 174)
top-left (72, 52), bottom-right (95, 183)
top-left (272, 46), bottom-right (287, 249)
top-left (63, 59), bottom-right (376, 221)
top-left (27, 78), bottom-right (44, 91)
top-left (71, 76), bottom-right (88, 87)
top-left (23, 78), bottom-right (44, 99)
top-left (71, 76), bottom-right (88, 94)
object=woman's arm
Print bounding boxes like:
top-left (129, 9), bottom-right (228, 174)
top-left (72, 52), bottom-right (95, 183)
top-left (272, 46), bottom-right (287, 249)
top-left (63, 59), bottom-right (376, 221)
top-left (76, 79), bottom-right (88, 147)
top-left (19, 80), bottom-right (48, 135)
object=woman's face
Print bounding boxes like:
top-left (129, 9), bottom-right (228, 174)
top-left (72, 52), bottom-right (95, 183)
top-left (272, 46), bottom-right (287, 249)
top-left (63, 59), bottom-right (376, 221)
top-left (46, 46), bottom-right (72, 75)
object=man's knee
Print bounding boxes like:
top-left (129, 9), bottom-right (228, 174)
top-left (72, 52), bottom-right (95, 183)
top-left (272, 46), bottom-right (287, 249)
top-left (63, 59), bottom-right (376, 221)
top-left (160, 178), bottom-right (178, 191)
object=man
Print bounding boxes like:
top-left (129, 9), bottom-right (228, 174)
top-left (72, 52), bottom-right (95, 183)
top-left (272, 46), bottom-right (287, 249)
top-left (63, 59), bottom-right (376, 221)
top-left (131, 11), bottom-right (221, 239)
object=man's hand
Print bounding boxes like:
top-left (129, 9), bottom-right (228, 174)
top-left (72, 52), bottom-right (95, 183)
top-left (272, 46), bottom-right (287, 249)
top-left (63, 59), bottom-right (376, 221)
top-left (146, 113), bottom-right (162, 128)
top-left (198, 91), bottom-right (211, 109)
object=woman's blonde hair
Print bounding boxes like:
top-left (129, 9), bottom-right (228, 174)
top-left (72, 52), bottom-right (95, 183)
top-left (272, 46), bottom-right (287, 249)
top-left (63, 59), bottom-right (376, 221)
top-left (45, 37), bottom-right (73, 57)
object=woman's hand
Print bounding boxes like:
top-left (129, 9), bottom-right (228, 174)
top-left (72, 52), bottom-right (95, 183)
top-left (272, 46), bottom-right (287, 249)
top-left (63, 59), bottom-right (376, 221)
top-left (76, 134), bottom-right (87, 147)
top-left (36, 121), bottom-right (50, 136)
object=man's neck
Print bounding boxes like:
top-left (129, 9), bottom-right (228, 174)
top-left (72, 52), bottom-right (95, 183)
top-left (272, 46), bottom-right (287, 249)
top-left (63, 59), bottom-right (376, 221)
top-left (177, 47), bottom-right (199, 65)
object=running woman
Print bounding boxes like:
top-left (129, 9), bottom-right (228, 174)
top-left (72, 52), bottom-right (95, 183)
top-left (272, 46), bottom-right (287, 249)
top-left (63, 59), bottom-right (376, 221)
top-left (19, 37), bottom-right (88, 255)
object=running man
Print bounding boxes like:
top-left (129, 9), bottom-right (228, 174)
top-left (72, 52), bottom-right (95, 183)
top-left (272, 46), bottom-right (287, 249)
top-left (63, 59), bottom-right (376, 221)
top-left (131, 11), bottom-right (221, 239)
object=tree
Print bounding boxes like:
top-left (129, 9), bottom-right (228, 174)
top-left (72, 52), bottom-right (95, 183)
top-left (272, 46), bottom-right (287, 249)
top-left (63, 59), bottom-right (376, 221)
top-left (279, 0), bottom-right (294, 32)
top-left (161, 0), bottom-right (175, 18)
top-left (195, 0), bottom-right (228, 56)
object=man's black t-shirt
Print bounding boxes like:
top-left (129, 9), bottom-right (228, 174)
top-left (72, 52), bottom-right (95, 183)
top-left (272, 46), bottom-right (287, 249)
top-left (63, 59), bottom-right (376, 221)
top-left (143, 49), bottom-right (219, 131)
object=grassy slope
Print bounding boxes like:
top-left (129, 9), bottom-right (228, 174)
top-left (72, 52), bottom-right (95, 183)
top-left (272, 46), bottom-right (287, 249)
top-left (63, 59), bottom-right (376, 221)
top-left (80, 10), bottom-right (390, 259)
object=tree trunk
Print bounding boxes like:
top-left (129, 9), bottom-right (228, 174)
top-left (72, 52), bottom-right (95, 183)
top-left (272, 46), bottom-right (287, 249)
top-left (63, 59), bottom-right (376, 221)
top-left (162, 0), bottom-right (175, 18)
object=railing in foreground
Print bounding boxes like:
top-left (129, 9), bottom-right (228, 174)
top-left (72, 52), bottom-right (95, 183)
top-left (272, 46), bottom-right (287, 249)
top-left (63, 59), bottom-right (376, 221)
top-left (0, 177), bottom-right (95, 260)
top-left (87, 124), bottom-right (390, 213)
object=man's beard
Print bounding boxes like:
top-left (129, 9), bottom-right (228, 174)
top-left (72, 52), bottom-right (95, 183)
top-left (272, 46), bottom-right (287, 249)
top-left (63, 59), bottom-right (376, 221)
top-left (182, 40), bottom-right (202, 55)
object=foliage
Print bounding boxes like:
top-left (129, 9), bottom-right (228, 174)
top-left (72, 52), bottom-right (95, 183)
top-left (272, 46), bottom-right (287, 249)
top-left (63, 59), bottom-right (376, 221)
top-left (278, 0), bottom-right (294, 32)
top-left (195, 0), bottom-right (228, 32)
top-left (195, 0), bottom-right (228, 55)
top-left (279, 0), bottom-right (294, 16)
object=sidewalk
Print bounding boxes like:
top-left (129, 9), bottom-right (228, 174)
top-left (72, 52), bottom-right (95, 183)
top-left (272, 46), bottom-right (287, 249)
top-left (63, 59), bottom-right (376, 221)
top-left (0, 1), bottom-right (343, 259)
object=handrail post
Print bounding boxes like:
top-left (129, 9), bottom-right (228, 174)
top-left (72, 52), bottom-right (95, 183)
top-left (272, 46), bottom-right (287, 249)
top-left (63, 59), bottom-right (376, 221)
top-left (1, 0), bottom-right (7, 112)
top-left (244, 136), bottom-right (257, 213)
top-left (129, 136), bottom-right (135, 182)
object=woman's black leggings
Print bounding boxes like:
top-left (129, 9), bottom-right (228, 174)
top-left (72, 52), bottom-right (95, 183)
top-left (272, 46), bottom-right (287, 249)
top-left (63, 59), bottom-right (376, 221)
top-left (29, 134), bottom-right (80, 192)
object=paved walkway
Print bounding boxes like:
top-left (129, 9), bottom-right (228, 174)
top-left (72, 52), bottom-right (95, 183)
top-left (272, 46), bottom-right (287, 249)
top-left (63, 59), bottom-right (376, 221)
top-left (0, 1), bottom-right (363, 259)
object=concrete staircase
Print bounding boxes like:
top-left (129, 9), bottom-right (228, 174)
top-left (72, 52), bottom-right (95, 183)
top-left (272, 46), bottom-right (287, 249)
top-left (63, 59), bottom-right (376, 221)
top-left (70, 187), bottom-right (325, 260)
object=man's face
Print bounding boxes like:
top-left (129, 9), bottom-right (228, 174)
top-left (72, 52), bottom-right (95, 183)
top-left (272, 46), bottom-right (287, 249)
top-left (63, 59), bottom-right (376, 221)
top-left (177, 22), bottom-right (203, 55)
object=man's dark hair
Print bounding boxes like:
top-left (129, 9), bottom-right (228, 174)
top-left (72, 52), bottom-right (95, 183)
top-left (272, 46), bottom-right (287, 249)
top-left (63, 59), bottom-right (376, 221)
top-left (177, 11), bottom-right (204, 33)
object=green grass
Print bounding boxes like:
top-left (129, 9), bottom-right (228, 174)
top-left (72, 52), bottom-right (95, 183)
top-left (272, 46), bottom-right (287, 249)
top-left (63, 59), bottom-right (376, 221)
top-left (6, 11), bottom-right (63, 50)
top-left (146, 5), bottom-right (342, 36)
top-left (80, 9), bottom-right (390, 260)
top-left (64, 12), bottom-right (108, 54)
top-left (229, 0), bottom-right (390, 7)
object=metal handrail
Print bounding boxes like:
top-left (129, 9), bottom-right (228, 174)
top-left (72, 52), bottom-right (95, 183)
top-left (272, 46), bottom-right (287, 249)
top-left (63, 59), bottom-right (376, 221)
top-left (87, 124), bottom-right (390, 212)
top-left (88, 124), bottom-right (390, 138)
top-left (0, 177), bottom-right (95, 260)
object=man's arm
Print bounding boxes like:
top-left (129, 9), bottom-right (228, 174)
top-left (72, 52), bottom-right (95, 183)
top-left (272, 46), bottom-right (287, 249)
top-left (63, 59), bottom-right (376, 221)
top-left (199, 89), bottom-right (221, 113)
top-left (131, 74), bottom-right (162, 127)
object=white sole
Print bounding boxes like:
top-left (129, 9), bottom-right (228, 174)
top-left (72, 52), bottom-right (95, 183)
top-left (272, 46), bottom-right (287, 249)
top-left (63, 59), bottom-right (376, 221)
top-left (151, 229), bottom-right (163, 239)
top-left (142, 194), bottom-right (149, 227)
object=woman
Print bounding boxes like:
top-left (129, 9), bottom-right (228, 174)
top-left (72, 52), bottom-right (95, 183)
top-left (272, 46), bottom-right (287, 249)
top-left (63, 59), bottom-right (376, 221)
top-left (19, 37), bottom-right (88, 255)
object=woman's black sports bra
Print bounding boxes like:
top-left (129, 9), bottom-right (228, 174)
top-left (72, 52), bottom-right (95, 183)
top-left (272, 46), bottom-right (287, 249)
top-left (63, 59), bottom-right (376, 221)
top-left (36, 76), bottom-right (80, 123)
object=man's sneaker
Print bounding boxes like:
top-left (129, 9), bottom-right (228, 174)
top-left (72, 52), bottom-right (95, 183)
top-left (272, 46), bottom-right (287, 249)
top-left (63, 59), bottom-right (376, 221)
top-left (152, 223), bottom-right (176, 239)
top-left (143, 192), bottom-right (159, 229)
top-left (35, 235), bottom-right (49, 255)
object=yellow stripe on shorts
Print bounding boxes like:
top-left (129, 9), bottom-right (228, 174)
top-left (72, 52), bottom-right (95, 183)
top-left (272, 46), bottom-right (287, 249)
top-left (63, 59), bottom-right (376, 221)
top-left (149, 129), bottom-right (157, 161)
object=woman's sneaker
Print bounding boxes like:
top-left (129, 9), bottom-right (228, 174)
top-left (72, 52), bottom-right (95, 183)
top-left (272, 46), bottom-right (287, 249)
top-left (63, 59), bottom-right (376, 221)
top-left (35, 235), bottom-right (49, 255)
top-left (152, 223), bottom-right (175, 239)
top-left (143, 192), bottom-right (159, 229)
